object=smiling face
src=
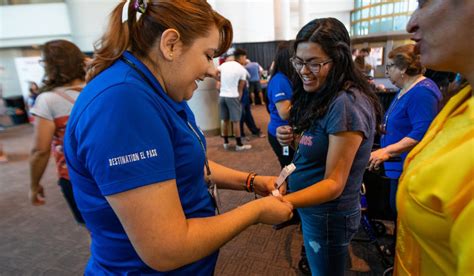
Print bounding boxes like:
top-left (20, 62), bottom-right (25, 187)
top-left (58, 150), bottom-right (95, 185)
top-left (406, 0), bottom-right (474, 74)
top-left (294, 42), bottom-right (332, 93)
top-left (164, 25), bottom-right (220, 102)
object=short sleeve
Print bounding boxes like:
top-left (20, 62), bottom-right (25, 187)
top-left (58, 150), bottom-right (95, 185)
top-left (269, 75), bottom-right (292, 103)
top-left (30, 93), bottom-right (54, 120)
top-left (325, 91), bottom-right (373, 139)
top-left (406, 87), bottom-right (440, 141)
top-left (76, 84), bottom-right (176, 196)
top-left (240, 66), bottom-right (248, 81)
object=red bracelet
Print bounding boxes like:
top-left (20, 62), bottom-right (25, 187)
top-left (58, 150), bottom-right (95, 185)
top-left (249, 173), bottom-right (257, 193)
top-left (245, 172), bottom-right (256, 192)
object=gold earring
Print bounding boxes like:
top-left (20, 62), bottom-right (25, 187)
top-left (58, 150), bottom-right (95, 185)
top-left (169, 53), bottom-right (173, 58)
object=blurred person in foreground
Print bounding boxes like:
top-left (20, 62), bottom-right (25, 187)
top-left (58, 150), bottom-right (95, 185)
top-left (29, 39), bottom-right (86, 224)
top-left (276, 17), bottom-right (382, 275)
top-left (394, 0), bottom-right (474, 275)
top-left (64, 1), bottom-right (292, 274)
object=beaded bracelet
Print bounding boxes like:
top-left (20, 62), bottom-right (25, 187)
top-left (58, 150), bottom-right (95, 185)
top-left (245, 172), bottom-right (257, 193)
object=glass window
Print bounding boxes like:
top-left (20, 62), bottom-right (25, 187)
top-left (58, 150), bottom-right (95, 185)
top-left (354, 10), bottom-right (361, 21)
top-left (394, 2), bottom-right (402, 13)
top-left (379, 17), bottom-right (393, 32)
top-left (409, 0), bottom-right (418, 11)
top-left (400, 1), bottom-right (408, 12)
top-left (362, 0), bottom-right (370, 6)
top-left (362, 7), bottom-right (369, 18)
top-left (371, 0), bottom-right (380, 3)
top-left (381, 3), bottom-right (393, 15)
top-left (370, 19), bottom-right (381, 33)
top-left (393, 15), bottom-right (409, 31)
top-left (355, 0), bottom-right (362, 9)
top-left (370, 5), bottom-right (381, 17)
top-left (361, 21), bottom-right (369, 35)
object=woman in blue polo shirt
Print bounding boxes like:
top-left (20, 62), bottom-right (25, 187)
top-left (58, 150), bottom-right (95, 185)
top-left (368, 44), bottom-right (442, 216)
top-left (267, 41), bottom-right (296, 168)
top-left (63, 1), bottom-right (293, 275)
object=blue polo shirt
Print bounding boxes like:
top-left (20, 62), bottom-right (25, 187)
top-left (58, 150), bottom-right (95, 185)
top-left (381, 78), bottom-right (442, 179)
top-left (267, 73), bottom-right (293, 136)
top-left (64, 51), bottom-right (217, 275)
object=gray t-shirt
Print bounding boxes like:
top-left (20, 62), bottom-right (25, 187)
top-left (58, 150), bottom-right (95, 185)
top-left (288, 89), bottom-right (376, 212)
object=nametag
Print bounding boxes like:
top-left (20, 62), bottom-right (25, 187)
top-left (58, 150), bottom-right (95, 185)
top-left (282, 145), bottom-right (289, 156)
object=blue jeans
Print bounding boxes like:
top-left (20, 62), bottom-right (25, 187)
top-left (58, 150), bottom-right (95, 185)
top-left (300, 208), bottom-right (360, 276)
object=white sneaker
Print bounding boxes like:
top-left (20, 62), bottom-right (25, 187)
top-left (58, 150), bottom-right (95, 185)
top-left (223, 143), bottom-right (230, 150)
top-left (236, 144), bottom-right (252, 151)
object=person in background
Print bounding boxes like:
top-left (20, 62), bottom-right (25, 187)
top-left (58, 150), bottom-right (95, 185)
top-left (354, 55), bottom-right (372, 77)
top-left (218, 48), bottom-right (252, 151)
top-left (27, 81), bottom-right (40, 108)
top-left (360, 47), bottom-right (377, 77)
top-left (394, 1), bottom-right (473, 275)
top-left (245, 58), bottom-right (265, 105)
top-left (266, 41), bottom-right (295, 168)
top-left (368, 44), bottom-right (442, 219)
top-left (64, 1), bottom-right (292, 274)
top-left (239, 83), bottom-right (266, 140)
top-left (277, 18), bottom-right (382, 275)
top-left (351, 48), bottom-right (359, 61)
top-left (29, 39), bottom-right (86, 225)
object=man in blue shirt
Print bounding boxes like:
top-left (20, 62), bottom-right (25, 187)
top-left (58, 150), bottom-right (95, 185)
top-left (245, 59), bottom-right (265, 105)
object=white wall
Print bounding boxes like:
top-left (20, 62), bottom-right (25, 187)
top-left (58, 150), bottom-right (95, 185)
top-left (0, 3), bottom-right (71, 48)
top-left (300, 0), bottom-right (353, 32)
top-left (214, 0), bottom-right (276, 43)
top-left (65, 0), bottom-right (117, 52)
top-left (0, 49), bottom-right (23, 98)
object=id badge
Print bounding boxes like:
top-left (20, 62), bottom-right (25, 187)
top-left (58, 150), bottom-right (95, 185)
top-left (282, 145), bottom-right (289, 156)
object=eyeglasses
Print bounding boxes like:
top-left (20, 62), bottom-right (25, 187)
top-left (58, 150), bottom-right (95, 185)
top-left (290, 57), bottom-right (332, 73)
top-left (385, 63), bottom-right (395, 71)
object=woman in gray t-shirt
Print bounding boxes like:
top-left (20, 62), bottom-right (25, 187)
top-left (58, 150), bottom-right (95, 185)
top-left (276, 18), bottom-right (382, 276)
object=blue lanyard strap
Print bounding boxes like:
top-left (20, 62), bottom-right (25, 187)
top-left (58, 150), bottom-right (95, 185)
top-left (121, 56), bottom-right (219, 213)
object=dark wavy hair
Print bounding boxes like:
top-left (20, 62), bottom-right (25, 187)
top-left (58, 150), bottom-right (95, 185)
top-left (269, 41), bottom-right (295, 79)
top-left (289, 18), bottom-right (382, 133)
top-left (40, 40), bottom-right (86, 92)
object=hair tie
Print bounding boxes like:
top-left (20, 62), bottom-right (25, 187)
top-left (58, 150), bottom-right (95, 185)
top-left (121, 0), bottom-right (147, 23)
top-left (134, 0), bottom-right (147, 14)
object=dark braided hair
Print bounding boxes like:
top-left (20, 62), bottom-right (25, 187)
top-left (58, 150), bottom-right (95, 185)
top-left (289, 18), bottom-right (382, 133)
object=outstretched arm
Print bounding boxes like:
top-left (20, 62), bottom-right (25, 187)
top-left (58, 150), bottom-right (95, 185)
top-left (208, 160), bottom-right (283, 196)
top-left (107, 179), bottom-right (293, 271)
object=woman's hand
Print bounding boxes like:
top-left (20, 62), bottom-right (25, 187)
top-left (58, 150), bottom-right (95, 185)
top-left (276, 125), bottom-right (294, 146)
top-left (29, 184), bottom-right (46, 205)
top-left (368, 148), bottom-right (391, 171)
top-left (253, 175), bottom-right (287, 196)
top-left (255, 196), bottom-right (293, 225)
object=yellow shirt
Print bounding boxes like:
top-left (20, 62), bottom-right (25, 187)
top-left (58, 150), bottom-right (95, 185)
top-left (395, 85), bottom-right (474, 276)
